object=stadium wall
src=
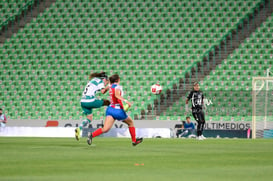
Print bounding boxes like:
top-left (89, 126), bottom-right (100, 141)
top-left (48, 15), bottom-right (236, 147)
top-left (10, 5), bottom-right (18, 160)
top-left (0, 127), bottom-right (172, 138)
top-left (0, 120), bottom-right (260, 138)
top-left (6, 119), bottom-right (252, 130)
top-left (0, 126), bottom-right (256, 138)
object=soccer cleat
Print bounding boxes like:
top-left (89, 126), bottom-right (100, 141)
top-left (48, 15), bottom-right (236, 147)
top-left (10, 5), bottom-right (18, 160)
top-left (132, 138), bottom-right (143, 146)
top-left (75, 127), bottom-right (80, 141)
top-left (188, 134), bottom-right (197, 139)
top-left (200, 135), bottom-right (206, 140)
top-left (87, 132), bottom-right (93, 145)
top-left (196, 136), bottom-right (204, 140)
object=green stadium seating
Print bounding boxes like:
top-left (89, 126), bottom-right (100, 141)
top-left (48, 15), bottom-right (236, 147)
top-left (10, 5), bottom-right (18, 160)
top-left (0, 0), bottom-right (265, 120)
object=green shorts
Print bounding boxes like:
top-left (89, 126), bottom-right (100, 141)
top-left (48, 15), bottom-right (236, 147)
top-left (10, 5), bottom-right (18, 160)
top-left (81, 99), bottom-right (104, 115)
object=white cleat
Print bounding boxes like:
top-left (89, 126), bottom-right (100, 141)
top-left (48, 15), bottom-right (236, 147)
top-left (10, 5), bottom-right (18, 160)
top-left (196, 136), bottom-right (203, 140)
top-left (200, 135), bottom-right (206, 140)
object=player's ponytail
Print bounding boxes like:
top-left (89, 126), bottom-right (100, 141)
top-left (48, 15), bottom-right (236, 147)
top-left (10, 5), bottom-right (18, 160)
top-left (99, 72), bottom-right (108, 80)
top-left (89, 72), bottom-right (108, 80)
top-left (109, 74), bottom-right (120, 84)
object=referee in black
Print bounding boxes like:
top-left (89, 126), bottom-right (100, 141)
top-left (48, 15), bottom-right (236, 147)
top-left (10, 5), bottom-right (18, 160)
top-left (185, 82), bottom-right (206, 140)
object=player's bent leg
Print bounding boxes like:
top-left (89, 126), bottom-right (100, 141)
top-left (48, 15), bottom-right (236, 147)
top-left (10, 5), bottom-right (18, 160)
top-left (87, 116), bottom-right (115, 145)
top-left (123, 116), bottom-right (134, 127)
top-left (75, 113), bottom-right (93, 141)
top-left (123, 116), bottom-right (136, 142)
top-left (101, 116), bottom-right (115, 133)
top-left (80, 115), bottom-right (92, 129)
top-left (123, 117), bottom-right (143, 146)
top-left (86, 114), bottom-right (93, 123)
top-left (78, 103), bottom-right (93, 141)
top-left (76, 118), bottom-right (91, 141)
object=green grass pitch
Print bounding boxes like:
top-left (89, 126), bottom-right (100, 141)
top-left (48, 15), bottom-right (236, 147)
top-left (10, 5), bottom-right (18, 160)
top-left (0, 137), bottom-right (272, 181)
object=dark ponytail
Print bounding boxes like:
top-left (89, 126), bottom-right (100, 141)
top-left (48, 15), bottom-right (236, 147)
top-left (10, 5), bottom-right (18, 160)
top-left (109, 74), bottom-right (120, 84)
top-left (89, 72), bottom-right (108, 80)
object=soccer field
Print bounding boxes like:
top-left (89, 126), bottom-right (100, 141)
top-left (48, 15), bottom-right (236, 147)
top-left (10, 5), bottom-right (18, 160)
top-left (0, 137), bottom-right (272, 181)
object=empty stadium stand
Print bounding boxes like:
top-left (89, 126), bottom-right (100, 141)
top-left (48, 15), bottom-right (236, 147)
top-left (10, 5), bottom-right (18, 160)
top-left (0, 0), bottom-right (270, 122)
top-left (162, 13), bottom-right (273, 121)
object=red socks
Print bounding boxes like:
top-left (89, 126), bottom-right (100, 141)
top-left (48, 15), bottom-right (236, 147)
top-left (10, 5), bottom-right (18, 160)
top-left (129, 127), bottom-right (136, 142)
top-left (92, 127), bottom-right (136, 142)
top-left (92, 128), bottom-right (103, 138)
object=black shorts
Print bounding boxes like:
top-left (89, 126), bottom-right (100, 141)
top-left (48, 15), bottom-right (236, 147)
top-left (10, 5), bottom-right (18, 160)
top-left (192, 109), bottom-right (205, 122)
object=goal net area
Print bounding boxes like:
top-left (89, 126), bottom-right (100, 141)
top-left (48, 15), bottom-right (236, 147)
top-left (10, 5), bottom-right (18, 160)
top-left (252, 77), bottom-right (273, 139)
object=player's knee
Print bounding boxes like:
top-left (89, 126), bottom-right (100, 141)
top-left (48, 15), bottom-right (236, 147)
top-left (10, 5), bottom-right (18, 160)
top-left (102, 127), bottom-right (111, 133)
top-left (127, 122), bottom-right (134, 127)
top-left (103, 99), bottom-right (110, 106)
top-left (86, 114), bottom-right (93, 121)
top-left (124, 117), bottom-right (134, 127)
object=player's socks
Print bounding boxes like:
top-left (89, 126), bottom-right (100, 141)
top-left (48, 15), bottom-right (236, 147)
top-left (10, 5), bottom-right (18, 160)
top-left (92, 128), bottom-right (103, 137)
top-left (129, 126), bottom-right (136, 142)
top-left (79, 119), bottom-right (91, 130)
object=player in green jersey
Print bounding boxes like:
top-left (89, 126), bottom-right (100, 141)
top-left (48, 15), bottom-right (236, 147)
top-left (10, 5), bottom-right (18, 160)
top-left (75, 72), bottom-right (110, 141)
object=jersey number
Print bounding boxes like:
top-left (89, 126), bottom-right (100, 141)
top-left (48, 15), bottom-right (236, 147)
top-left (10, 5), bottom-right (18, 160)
top-left (83, 84), bottom-right (90, 95)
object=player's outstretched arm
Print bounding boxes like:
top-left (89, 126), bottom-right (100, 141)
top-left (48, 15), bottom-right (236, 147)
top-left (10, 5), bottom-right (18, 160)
top-left (101, 84), bottom-right (110, 94)
top-left (115, 89), bottom-right (132, 107)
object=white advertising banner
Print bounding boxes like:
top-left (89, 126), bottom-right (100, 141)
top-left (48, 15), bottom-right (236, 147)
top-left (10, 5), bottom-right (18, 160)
top-left (0, 127), bottom-right (172, 138)
top-left (0, 127), bottom-right (75, 137)
top-left (6, 119), bottom-right (253, 130)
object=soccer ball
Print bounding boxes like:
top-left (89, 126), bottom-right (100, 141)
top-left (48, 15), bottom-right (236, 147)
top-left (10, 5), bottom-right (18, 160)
top-left (151, 84), bottom-right (162, 95)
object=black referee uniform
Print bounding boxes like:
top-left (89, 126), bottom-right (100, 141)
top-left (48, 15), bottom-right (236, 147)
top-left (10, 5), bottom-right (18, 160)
top-left (186, 90), bottom-right (206, 137)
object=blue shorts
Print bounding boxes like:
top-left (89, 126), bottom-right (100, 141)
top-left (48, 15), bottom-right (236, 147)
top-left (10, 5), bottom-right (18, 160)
top-left (106, 107), bottom-right (128, 121)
